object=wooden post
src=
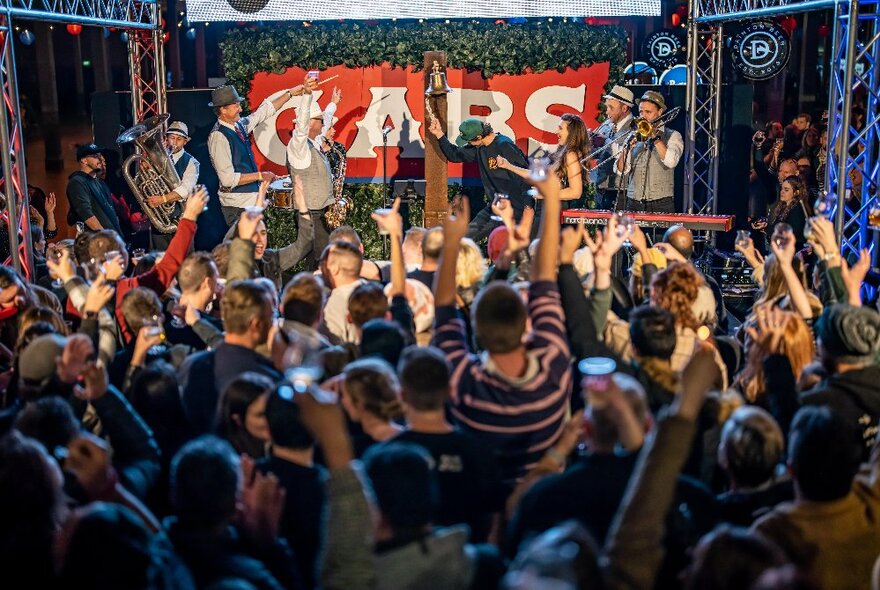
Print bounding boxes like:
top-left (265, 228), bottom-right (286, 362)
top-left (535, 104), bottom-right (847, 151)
top-left (423, 51), bottom-right (448, 229)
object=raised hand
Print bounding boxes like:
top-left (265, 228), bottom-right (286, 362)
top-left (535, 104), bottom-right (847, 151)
top-left (769, 233), bottom-right (796, 267)
top-left (442, 196), bottom-right (470, 242)
top-left (809, 216), bottom-right (838, 261)
top-left (428, 117), bottom-right (443, 139)
top-left (840, 248), bottom-right (871, 305)
top-left (131, 325), bottom-right (164, 368)
top-left (102, 251), bottom-right (126, 281)
top-left (238, 463), bottom-right (286, 545)
top-left (56, 334), bottom-right (95, 384)
top-left (654, 242), bottom-right (686, 263)
top-left (45, 192), bottom-right (57, 214)
top-left (182, 186), bottom-right (209, 221)
top-left (83, 274), bottom-right (116, 314)
top-left (745, 306), bottom-right (789, 354)
top-left (237, 209), bottom-right (264, 241)
top-left (559, 222), bottom-right (586, 265)
top-left (372, 197), bottom-right (403, 239)
top-left (64, 433), bottom-right (117, 499)
top-left (256, 178), bottom-right (271, 209)
top-left (47, 245), bottom-right (76, 283)
top-left (73, 361), bottom-right (109, 402)
top-left (331, 86), bottom-right (342, 104)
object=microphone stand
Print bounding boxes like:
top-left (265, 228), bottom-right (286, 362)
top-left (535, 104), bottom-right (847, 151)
top-left (382, 130), bottom-right (389, 258)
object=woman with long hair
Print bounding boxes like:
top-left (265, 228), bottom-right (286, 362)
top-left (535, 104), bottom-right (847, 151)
top-left (455, 237), bottom-right (488, 311)
top-left (752, 252), bottom-right (822, 319)
top-left (752, 175), bottom-right (811, 251)
top-left (215, 372), bottom-right (274, 459)
top-left (495, 113), bottom-right (590, 208)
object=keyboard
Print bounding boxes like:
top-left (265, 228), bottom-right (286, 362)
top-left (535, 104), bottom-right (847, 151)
top-left (560, 209), bottom-right (736, 232)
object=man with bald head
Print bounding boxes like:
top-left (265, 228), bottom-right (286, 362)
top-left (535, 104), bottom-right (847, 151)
top-left (319, 240), bottom-right (364, 344)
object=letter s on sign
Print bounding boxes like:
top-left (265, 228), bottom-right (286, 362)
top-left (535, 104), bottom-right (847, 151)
top-left (524, 84), bottom-right (586, 154)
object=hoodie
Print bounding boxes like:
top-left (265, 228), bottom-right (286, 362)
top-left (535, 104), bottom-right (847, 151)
top-left (801, 364), bottom-right (880, 457)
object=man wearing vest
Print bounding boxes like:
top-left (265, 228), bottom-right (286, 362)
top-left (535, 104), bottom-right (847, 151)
top-left (208, 84), bottom-right (307, 226)
top-left (144, 121), bottom-right (200, 250)
top-left (591, 84), bottom-right (635, 210)
top-left (617, 91), bottom-right (684, 213)
top-left (286, 76), bottom-right (336, 269)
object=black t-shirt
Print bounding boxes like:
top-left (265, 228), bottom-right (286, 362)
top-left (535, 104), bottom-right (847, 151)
top-left (407, 269), bottom-right (435, 290)
top-left (256, 455), bottom-right (326, 590)
top-left (437, 134), bottom-right (532, 212)
top-left (390, 429), bottom-right (505, 543)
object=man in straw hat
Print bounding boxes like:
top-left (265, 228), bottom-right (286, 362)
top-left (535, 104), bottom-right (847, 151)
top-left (616, 90), bottom-right (683, 213)
top-left (207, 82), bottom-right (309, 225)
top-left (145, 121), bottom-right (201, 249)
top-left (591, 84), bottom-right (635, 210)
top-left (286, 75), bottom-right (339, 269)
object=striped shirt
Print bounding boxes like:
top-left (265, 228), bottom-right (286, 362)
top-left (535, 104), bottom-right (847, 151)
top-left (432, 281), bottom-right (572, 485)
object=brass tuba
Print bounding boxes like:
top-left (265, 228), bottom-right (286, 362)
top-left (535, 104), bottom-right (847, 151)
top-left (118, 114), bottom-right (181, 234)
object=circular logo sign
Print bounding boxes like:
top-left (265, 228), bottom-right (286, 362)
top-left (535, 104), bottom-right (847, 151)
top-left (644, 31), bottom-right (683, 69)
top-left (730, 20), bottom-right (791, 80)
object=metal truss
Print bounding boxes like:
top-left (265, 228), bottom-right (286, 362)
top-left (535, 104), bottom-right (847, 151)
top-left (695, 0), bottom-right (835, 22)
top-left (127, 4), bottom-right (166, 123)
top-left (684, 15), bottom-right (723, 216)
top-left (0, 0), bottom-right (161, 276)
top-left (825, 0), bottom-right (880, 283)
top-left (0, 14), bottom-right (34, 277)
top-left (0, 0), bottom-right (156, 29)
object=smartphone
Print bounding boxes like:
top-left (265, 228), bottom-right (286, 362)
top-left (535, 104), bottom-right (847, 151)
top-left (307, 70), bottom-right (319, 81)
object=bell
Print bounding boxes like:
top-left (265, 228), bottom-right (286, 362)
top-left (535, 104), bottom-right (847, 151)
top-left (425, 60), bottom-right (452, 96)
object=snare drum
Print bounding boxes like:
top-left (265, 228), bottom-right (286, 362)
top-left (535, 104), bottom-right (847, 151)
top-left (268, 178), bottom-right (295, 208)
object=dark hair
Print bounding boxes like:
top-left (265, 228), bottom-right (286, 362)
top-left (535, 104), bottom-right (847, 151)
top-left (14, 397), bottom-right (80, 453)
top-left (129, 361), bottom-right (189, 462)
top-left (629, 305), bottom-right (676, 359)
top-left (684, 526), bottom-right (784, 590)
top-left (363, 442), bottom-right (437, 532)
top-left (281, 272), bottom-right (324, 326)
top-left (348, 282), bottom-right (388, 329)
top-left (134, 253), bottom-right (160, 277)
top-left (788, 406), bottom-right (862, 502)
top-left (505, 520), bottom-right (604, 590)
top-left (555, 114), bottom-right (589, 185)
top-left (73, 232), bottom-right (92, 265)
top-left (398, 346), bottom-right (451, 412)
top-left (719, 406), bottom-right (784, 488)
top-left (87, 229), bottom-right (125, 262)
top-left (221, 280), bottom-right (272, 335)
top-left (265, 385), bottom-right (314, 449)
top-left (343, 357), bottom-right (403, 422)
top-left (216, 372), bottom-right (273, 458)
top-left (30, 224), bottom-right (44, 246)
top-left (360, 319), bottom-right (408, 366)
top-left (0, 432), bottom-right (61, 576)
top-left (170, 435), bottom-right (240, 528)
top-left (472, 282), bottom-right (527, 353)
top-left (58, 503), bottom-right (157, 589)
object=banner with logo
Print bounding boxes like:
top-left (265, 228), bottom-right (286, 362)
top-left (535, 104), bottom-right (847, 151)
top-left (246, 63), bottom-right (611, 182)
top-left (730, 20), bottom-right (791, 81)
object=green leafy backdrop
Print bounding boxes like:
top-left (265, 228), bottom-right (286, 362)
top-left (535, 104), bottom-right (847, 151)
top-left (221, 19), bottom-right (626, 259)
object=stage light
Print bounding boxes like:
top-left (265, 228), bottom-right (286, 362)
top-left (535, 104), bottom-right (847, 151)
top-left (19, 30), bottom-right (35, 45)
top-left (66, 24), bottom-right (83, 35)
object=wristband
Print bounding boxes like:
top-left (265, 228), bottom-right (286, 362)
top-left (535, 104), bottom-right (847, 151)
top-left (823, 252), bottom-right (839, 261)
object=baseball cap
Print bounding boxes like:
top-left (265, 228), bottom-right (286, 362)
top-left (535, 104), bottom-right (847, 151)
top-left (76, 143), bottom-right (104, 161)
top-left (455, 118), bottom-right (486, 146)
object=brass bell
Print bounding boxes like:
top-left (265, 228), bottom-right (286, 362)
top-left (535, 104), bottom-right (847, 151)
top-left (425, 60), bottom-right (452, 96)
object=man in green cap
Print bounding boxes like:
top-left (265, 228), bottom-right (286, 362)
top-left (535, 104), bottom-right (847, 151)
top-left (428, 116), bottom-right (531, 241)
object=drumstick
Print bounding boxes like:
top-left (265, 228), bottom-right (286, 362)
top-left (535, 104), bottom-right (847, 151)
top-left (316, 74), bottom-right (339, 87)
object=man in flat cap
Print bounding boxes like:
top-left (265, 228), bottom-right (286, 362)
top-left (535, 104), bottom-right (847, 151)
top-left (145, 121), bottom-right (201, 249)
top-left (66, 142), bottom-right (122, 235)
top-left (617, 90), bottom-right (683, 213)
top-left (592, 84), bottom-right (635, 210)
top-left (207, 83), bottom-right (309, 225)
top-left (802, 303), bottom-right (880, 459)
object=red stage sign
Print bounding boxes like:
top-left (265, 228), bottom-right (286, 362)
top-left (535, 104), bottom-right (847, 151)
top-left (247, 63), bottom-right (611, 182)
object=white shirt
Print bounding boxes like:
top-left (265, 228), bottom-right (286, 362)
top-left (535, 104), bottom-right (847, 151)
top-left (320, 279), bottom-right (364, 344)
top-left (606, 113), bottom-right (634, 161)
top-left (170, 149), bottom-right (200, 199)
top-left (286, 93), bottom-right (323, 171)
top-left (208, 99), bottom-right (277, 208)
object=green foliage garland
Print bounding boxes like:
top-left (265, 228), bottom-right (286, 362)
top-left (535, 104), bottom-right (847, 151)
top-left (221, 20), bottom-right (625, 257)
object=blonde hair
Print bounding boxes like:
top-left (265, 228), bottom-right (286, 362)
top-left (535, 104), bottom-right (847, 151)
top-left (343, 358), bottom-right (403, 421)
top-left (754, 253), bottom-right (808, 309)
top-left (735, 311), bottom-right (815, 403)
top-left (455, 238), bottom-right (487, 290)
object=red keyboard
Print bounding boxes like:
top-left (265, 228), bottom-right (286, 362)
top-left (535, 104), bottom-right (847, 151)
top-left (561, 209), bottom-right (736, 232)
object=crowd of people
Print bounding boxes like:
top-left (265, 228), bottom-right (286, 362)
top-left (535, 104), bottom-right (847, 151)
top-left (1, 78), bottom-right (880, 589)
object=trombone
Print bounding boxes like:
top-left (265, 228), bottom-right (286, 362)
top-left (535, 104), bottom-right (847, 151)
top-left (580, 106), bottom-right (681, 171)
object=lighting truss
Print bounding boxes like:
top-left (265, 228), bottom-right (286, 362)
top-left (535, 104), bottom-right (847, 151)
top-left (684, 14), bottom-right (722, 216)
top-left (0, 0), bottom-right (157, 29)
top-left (825, 0), bottom-right (880, 290)
top-left (0, 0), bottom-right (160, 276)
top-left (695, 0), bottom-right (835, 22)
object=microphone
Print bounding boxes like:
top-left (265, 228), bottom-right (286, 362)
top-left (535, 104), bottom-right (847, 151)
top-left (382, 125), bottom-right (393, 137)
